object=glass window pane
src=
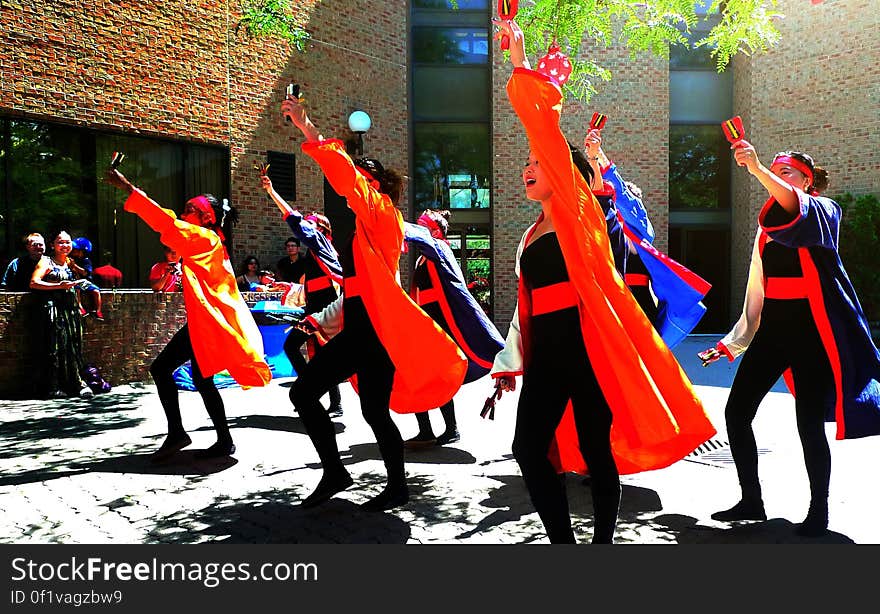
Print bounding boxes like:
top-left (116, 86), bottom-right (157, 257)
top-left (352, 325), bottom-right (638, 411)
top-left (414, 27), bottom-right (489, 64)
top-left (8, 120), bottom-right (95, 255)
top-left (670, 70), bottom-right (733, 122)
top-left (414, 123), bottom-right (490, 210)
top-left (96, 134), bottom-right (184, 287)
top-left (413, 66), bottom-right (490, 121)
top-left (670, 42), bottom-right (717, 70)
top-left (669, 125), bottom-right (731, 210)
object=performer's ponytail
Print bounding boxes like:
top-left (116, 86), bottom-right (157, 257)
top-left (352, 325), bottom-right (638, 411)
top-left (567, 141), bottom-right (595, 186)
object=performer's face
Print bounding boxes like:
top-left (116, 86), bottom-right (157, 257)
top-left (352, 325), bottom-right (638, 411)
top-left (523, 152), bottom-right (552, 202)
top-left (770, 163), bottom-right (810, 192)
top-left (181, 201), bottom-right (212, 227)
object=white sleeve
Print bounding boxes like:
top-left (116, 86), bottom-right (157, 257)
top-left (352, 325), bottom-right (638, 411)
top-left (490, 226), bottom-right (531, 378)
top-left (306, 294), bottom-right (344, 339)
top-left (718, 227), bottom-right (765, 360)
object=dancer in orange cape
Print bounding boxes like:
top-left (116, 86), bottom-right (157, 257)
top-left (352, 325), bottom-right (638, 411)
top-left (490, 19), bottom-right (715, 543)
top-left (281, 91), bottom-right (466, 511)
top-left (105, 168), bottom-right (271, 461)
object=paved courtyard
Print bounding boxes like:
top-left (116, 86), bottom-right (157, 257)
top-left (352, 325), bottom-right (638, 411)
top-left (1, 337), bottom-right (877, 544)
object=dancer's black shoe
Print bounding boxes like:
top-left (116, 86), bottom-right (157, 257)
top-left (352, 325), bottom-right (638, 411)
top-left (795, 501), bottom-right (828, 537)
top-left (301, 470), bottom-right (354, 508)
top-left (327, 404), bottom-right (343, 418)
top-left (193, 440), bottom-right (236, 459)
top-left (711, 499), bottom-right (767, 521)
top-left (361, 484), bottom-right (409, 512)
top-left (150, 433), bottom-right (193, 463)
top-left (436, 429), bottom-right (460, 446)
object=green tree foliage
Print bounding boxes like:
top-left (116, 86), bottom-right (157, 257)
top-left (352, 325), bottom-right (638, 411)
top-left (511, 0), bottom-right (782, 100)
top-left (236, 0), bottom-right (311, 51)
top-left (836, 192), bottom-right (880, 323)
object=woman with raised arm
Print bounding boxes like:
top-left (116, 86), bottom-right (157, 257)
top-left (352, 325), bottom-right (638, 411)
top-left (260, 175), bottom-right (344, 416)
top-left (105, 171), bottom-right (271, 461)
top-left (281, 92), bottom-right (466, 511)
top-left (701, 144), bottom-right (880, 536)
top-left (489, 18), bottom-right (714, 544)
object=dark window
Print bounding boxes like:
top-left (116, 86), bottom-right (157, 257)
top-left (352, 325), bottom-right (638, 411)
top-left (413, 27), bottom-right (489, 64)
top-left (266, 151), bottom-right (296, 202)
top-left (669, 125), bottom-right (731, 210)
top-left (668, 226), bottom-right (730, 333)
top-left (413, 67), bottom-right (491, 120)
top-left (413, 123), bottom-right (490, 210)
top-left (0, 117), bottom-right (229, 288)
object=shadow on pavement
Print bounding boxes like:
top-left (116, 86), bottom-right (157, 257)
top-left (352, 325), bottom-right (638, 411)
top-left (403, 445), bottom-right (477, 465)
top-left (650, 514), bottom-right (855, 544)
top-left (145, 488), bottom-right (410, 544)
top-left (0, 390), bottom-right (149, 460)
top-left (0, 449), bottom-right (239, 486)
top-left (193, 414), bottom-right (344, 436)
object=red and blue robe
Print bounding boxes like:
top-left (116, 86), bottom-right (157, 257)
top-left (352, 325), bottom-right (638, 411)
top-left (718, 191), bottom-right (880, 439)
top-left (602, 162), bottom-right (711, 348)
top-left (404, 222), bottom-right (504, 383)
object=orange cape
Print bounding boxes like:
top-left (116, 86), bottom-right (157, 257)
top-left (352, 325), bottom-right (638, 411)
top-left (125, 190), bottom-right (271, 387)
top-left (509, 68), bottom-right (715, 474)
top-left (302, 140), bottom-right (467, 412)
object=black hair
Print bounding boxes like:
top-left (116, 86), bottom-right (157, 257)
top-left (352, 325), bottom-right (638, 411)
top-left (567, 141), bottom-right (595, 186)
top-left (285, 236), bottom-right (300, 246)
top-left (354, 157), bottom-right (405, 206)
top-left (242, 255), bottom-right (259, 270)
top-left (773, 151), bottom-right (829, 193)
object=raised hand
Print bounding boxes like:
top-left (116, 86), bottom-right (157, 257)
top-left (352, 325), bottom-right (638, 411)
top-left (492, 18), bottom-right (528, 69)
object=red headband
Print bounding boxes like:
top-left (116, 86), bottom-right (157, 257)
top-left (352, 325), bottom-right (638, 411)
top-left (418, 213), bottom-right (445, 240)
top-left (355, 166), bottom-right (381, 192)
top-left (771, 155), bottom-right (814, 188)
top-left (187, 195), bottom-right (216, 225)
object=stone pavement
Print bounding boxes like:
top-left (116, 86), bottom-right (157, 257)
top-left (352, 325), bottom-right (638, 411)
top-left (1, 335), bottom-right (877, 545)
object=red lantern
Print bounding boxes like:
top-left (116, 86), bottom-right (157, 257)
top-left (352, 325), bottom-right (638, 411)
top-left (536, 40), bottom-right (573, 86)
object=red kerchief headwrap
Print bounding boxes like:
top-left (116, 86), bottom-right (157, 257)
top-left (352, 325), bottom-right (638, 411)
top-left (187, 195), bottom-right (216, 225)
top-left (771, 155), bottom-right (814, 188)
top-left (418, 213), bottom-right (444, 240)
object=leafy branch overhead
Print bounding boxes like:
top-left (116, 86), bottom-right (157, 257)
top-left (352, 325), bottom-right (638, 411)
top-left (512, 0), bottom-right (783, 101)
top-left (236, 0), bottom-right (311, 52)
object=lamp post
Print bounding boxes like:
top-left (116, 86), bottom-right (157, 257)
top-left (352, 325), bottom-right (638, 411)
top-left (347, 110), bottom-right (371, 156)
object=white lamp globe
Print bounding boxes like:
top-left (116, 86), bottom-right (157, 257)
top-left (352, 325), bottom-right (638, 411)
top-left (348, 110), bottom-right (372, 134)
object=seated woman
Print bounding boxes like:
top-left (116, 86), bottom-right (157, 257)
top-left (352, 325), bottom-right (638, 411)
top-left (236, 255), bottom-right (261, 292)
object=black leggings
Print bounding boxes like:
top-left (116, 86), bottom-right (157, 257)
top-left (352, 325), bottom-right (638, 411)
top-left (150, 325), bottom-right (230, 442)
top-left (284, 328), bottom-right (341, 409)
top-left (514, 341), bottom-right (620, 543)
top-left (725, 301), bottom-right (834, 506)
top-left (289, 321), bottom-right (400, 485)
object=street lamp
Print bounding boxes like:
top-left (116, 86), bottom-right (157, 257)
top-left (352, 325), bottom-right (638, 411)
top-left (347, 110), bottom-right (371, 156)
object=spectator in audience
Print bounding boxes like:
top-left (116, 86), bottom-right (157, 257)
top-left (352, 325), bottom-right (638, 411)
top-left (69, 236), bottom-right (104, 320)
top-left (275, 237), bottom-right (305, 282)
top-left (149, 245), bottom-right (183, 292)
top-left (236, 255), bottom-right (261, 292)
top-left (29, 230), bottom-right (93, 399)
top-left (92, 250), bottom-right (123, 288)
top-left (1, 233), bottom-right (45, 291)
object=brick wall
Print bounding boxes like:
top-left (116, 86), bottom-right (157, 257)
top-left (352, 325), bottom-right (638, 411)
top-left (0, 0), bottom-right (409, 275)
top-left (0, 290), bottom-right (284, 398)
